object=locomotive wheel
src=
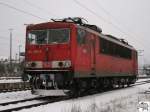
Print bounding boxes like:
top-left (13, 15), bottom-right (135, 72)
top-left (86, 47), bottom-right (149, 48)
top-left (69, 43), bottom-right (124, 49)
top-left (70, 87), bottom-right (81, 98)
top-left (66, 80), bottom-right (81, 98)
top-left (127, 82), bottom-right (131, 87)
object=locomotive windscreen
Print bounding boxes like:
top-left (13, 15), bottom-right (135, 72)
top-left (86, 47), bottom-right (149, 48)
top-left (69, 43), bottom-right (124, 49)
top-left (27, 28), bottom-right (70, 44)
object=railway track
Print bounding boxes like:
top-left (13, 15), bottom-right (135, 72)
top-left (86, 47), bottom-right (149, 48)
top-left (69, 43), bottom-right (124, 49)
top-left (133, 79), bottom-right (150, 86)
top-left (0, 79), bottom-right (150, 112)
top-left (0, 96), bottom-right (50, 106)
top-left (0, 96), bottom-right (69, 112)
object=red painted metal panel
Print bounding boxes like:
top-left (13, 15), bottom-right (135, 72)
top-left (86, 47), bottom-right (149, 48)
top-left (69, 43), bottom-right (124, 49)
top-left (26, 44), bottom-right (70, 61)
top-left (25, 21), bottom-right (138, 77)
top-left (25, 22), bottom-right (76, 70)
top-left (74, 30), bottom-right (137, 76)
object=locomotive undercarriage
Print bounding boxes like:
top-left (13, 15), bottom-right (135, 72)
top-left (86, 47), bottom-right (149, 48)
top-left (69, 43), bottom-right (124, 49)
top-left (66, 76), bottom-right (137, 97)
top-left (28, 71), bottom-right (137, 97)
top-left (29, 71), bottom-right (74, 96)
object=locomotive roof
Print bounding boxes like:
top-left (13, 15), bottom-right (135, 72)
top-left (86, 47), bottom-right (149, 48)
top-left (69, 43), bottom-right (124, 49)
top-left (101, 34), bottom-right (135, 50)
top-left (78, 25), bottom-right (135, 50)
top-left (27, 19), bottom-right (135, 50)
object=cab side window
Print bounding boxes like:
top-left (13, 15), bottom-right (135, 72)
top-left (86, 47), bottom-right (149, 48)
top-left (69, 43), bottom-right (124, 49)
top-left (77, 28), bottom-right (86, 45)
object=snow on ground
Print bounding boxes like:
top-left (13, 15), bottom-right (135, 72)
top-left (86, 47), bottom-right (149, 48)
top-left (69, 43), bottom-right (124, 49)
top-left (0, 100), bottom-right (44, 111)
top-left (15, 81), bottom-right (150, 112)
top-left (0, 79), bottom-right (23, 83)
top-left (136, 77), bottom-right (150, 82)
top-left (0, 77), bottom-right (21, 79)
top-left (0, 78), bottom-right (149, 112)
top-left (0, 90), bottom-right (38, 103)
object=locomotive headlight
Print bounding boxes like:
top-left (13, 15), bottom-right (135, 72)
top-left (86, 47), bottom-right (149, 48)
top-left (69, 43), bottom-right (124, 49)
top-left (64, 60), bottom-right (71, 68)
top-left (58, 62), bottom-right (63, 67)
top-left (31, 62), bottom-right (36, 67)
top-left (25, 62), bottom-right (36, 68)
top-left (25, 62), bottom-right (31, 68)
top-left (25, 61), bottom-right (42, 68)
top-left (51, 60), bottom-right (71, 68)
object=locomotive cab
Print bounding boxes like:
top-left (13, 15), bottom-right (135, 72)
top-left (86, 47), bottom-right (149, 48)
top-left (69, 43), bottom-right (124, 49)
top-left (24, 22), bottom-right (76, 96)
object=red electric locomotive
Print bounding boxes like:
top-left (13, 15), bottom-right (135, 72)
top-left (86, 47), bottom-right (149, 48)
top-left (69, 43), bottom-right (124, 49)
top-left (24, 17), bottom-right (138, 96)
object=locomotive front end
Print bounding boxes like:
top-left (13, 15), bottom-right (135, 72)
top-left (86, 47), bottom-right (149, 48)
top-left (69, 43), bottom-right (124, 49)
top-left (24, 22), bottom-right (74, 96)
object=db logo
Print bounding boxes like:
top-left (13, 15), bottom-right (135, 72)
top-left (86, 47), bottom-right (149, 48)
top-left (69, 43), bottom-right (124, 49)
top-left (138, 101), bottom-right (150, 112)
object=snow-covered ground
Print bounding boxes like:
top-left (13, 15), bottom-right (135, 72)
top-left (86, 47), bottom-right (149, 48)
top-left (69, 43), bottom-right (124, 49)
top-left (0, 79), bottom-right (150, 112)
top-left (0, 100), bottom-right (44, 111)
top-left (0, 79), bottom-right (23, 83)
top-left (0, 90), bottom-right (38, 104)
top-left (14, 83), bottom-right (150, 112)
top-left (136, 78), bottom-right (150, 82)
top-left (0, 77), bottom-right (23, 83)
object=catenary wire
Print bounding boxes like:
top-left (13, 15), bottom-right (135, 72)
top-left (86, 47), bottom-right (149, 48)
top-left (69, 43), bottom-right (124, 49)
top-left (73, 0), bottom-right (150, 56)
top-left (22, 0), bottom-right (59, 18)
top-left (0, 1), bottom-right (47, 21)
top-left (94, 0), bottom-right (149, 47)
top-left (93, 0), bottom-right (150, 57)
top-left (0, 0), bottom-right (149, 60)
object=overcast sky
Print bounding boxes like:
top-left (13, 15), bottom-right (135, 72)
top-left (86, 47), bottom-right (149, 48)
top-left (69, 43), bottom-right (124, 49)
top-left (0, 0), bottom-right (150, 65)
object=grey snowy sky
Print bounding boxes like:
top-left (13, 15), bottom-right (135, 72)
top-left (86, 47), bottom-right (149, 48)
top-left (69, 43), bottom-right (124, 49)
top-left (0, 0), bottom-right (150, 65)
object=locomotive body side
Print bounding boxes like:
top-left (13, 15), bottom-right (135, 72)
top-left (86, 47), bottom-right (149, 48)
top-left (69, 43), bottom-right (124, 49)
top-left (74, 26), bottom-right (138, 79)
